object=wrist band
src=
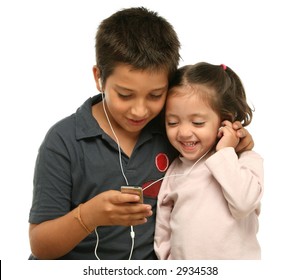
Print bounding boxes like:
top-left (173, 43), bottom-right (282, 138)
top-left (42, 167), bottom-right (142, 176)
top-left (75, 204), bottom-right (92, 234)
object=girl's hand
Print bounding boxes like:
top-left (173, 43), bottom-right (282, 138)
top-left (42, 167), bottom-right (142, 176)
top-left (216, 120), bottom-right (240, 151)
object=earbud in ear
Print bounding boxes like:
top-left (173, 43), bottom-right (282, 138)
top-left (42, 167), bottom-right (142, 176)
top-left (98, 78), bottom-right (103, 93)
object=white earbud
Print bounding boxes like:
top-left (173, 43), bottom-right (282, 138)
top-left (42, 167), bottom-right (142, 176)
top-left (98, 78), bottom-right (103, 93)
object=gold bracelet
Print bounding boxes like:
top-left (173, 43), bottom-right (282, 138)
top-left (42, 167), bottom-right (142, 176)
top-left (75, 204), bottom-right (92, 234)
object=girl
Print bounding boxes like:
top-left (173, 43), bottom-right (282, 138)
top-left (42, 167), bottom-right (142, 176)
top-left (154, 62), bottom-right (263, 259)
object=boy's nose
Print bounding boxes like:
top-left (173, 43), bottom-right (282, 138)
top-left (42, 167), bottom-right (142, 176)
top-left (131, 101), bottom-right (148, 118)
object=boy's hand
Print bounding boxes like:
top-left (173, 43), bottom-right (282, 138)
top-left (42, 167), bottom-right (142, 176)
top-left (232, 121), bottom-right (254, 153)
top-left (84, 190), bottom-right (153, 229)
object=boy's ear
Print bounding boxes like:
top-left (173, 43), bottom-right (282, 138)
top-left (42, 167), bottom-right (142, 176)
top-left (92, 66), bottom-right (102, 92)
top-left (92, 65), bottom-right (101, 79)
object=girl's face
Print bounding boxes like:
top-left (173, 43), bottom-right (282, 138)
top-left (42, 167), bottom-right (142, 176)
top-left (97, 64), bottom-right (168, 135)
top-left (165, 85), bottom-right (221, 161)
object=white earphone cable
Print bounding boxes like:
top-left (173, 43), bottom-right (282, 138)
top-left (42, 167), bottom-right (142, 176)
top-left (94, 86), bottom-right (133, 260)
top-left (142, 148), bottom-right (211, 192)
top-left (101, 90), bottom-right (129, 186)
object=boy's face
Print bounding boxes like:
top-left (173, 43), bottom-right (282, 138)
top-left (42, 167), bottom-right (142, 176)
top-left (165, 85), bottom-right (221, 161)
top-left (100, 64), bottom-right (168, 135)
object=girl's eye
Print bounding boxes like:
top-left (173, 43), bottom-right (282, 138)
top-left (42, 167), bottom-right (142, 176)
top-left (167, 121), bottom-right (178, 126)
top-left (193, 121), bottom-right (205, 126)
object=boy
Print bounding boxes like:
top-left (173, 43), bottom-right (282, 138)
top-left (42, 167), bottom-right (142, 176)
top-left (29, 7), bottom-right (253, 260)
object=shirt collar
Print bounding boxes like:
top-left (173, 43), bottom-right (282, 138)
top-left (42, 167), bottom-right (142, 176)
top-left (75, 94), bottom-right (104, 140)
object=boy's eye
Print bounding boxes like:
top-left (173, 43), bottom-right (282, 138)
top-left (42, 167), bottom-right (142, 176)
top-left (118, 93), bottom-right (131, 99)
top-left (149, 94), bottom-right (163, 100)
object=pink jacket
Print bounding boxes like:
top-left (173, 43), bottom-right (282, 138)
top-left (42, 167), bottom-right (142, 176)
top-left (154, 147), bottom-right (263, 259)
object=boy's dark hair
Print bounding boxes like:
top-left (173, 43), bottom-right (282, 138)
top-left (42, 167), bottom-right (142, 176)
top-left (169, 62), bottom-right (253, 126)
top-left (95, 7), bottom-right (180, 85)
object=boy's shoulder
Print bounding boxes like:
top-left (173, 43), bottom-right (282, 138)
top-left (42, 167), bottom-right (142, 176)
top-left (44, 95), bottom-right (102, 142)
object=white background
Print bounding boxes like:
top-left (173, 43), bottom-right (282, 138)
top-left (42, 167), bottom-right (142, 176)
top-left (1, 0), bottom-right (299, 278)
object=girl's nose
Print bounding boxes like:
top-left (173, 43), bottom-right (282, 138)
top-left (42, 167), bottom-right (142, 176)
top-left (178, 124), bottom-right (192, 138)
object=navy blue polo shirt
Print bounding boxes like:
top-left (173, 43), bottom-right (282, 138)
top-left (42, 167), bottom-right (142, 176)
top-left (29, 94), bottom-right (177, 260)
